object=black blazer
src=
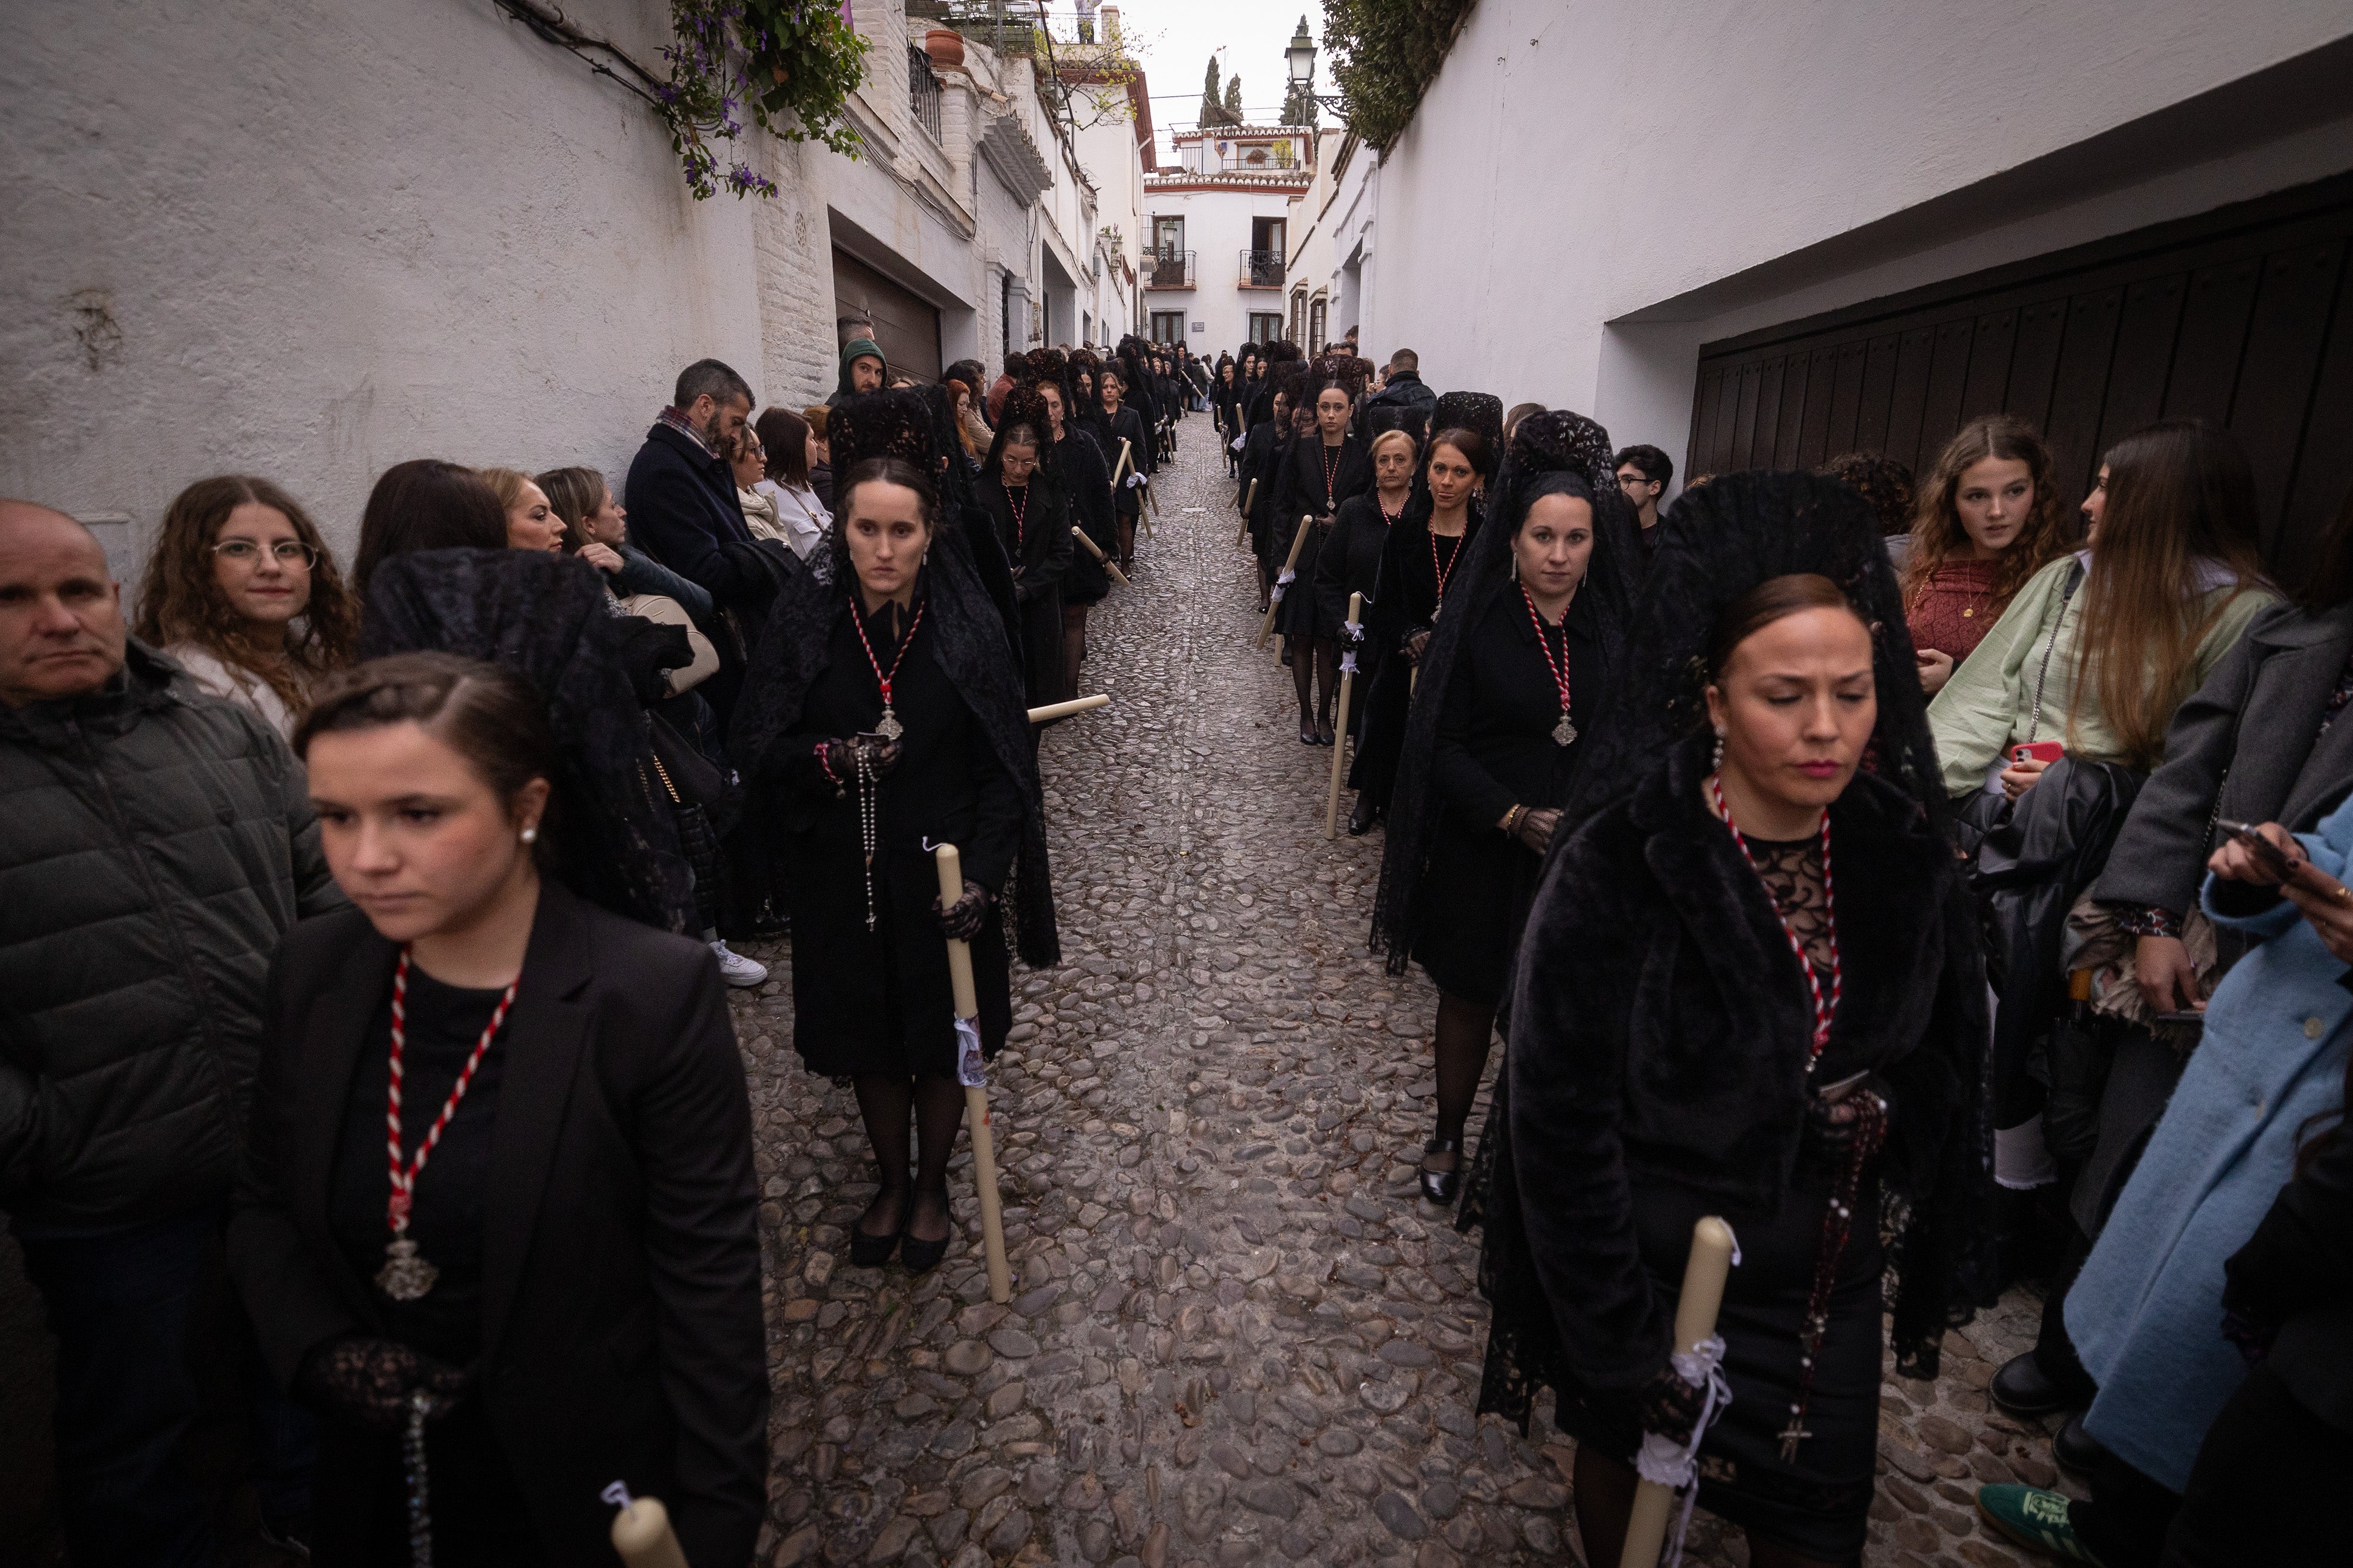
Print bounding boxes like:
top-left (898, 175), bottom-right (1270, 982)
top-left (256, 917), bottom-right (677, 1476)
top-left (624, 423), bottom-right (759, 608)
top-left (1509, 733), bottom-right (1985, 1387)
top-left (2094, 600), bottom-right (2353, 964)
top-left (1272, 432), bottom-right (1373, 571)
top-left (229, 884), bottom-right (767, 1566)
top-left (1314, 492), bottom-right (1394, 632)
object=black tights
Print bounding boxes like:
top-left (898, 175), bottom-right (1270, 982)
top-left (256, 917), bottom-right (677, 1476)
top-left (1424, 989), bottom-right (1496, 1170)
top-left (1289, 633), bottom-right (1337, 731)
top-left (852, 1073), bottom-right (966, 1243)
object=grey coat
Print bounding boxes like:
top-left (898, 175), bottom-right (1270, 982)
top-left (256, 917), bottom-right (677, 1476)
top-left (2092, 600), bottom-right (2353, 969)
top-left (0, 642), bottom-right (341, 1230)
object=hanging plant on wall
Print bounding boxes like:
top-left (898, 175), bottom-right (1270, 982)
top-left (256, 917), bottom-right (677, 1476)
top-left (658, 0), bottom-right (870, 198)
top-left (1318, 0), bottom-right (1475, 151)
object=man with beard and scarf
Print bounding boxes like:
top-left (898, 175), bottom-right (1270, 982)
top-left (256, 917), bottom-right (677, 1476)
top-left (830, 337), bottom-right (888, 406)
top-left (623, 358), bottom-right (763, 637)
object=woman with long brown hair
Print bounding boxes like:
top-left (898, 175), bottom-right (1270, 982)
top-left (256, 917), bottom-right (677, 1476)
top-left (1900, 416), bottom-right (2072, 695)
top-left (1929, 418), bottom-right (2276, 801)
top-left (134, 475), bottom-right (360, 738)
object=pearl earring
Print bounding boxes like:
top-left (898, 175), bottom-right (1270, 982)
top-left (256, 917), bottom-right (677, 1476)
top-left (520, 827), bottom-right (538, 845)
top-left (1711, 730), bottom-right (1725, 772)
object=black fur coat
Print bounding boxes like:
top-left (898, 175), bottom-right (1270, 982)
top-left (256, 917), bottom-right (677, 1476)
top-left (1498, 730), bottom-right (1988, 1394)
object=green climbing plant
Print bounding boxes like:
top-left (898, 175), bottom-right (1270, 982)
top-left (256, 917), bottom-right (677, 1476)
top-left (1318, 0), bottom-right (1475, 151)
top-left (656, 0), bottom-right (871, 199)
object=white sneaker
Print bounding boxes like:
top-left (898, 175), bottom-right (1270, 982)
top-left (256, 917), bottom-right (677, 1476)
top-left (709, 940), bottom-right (768, 987)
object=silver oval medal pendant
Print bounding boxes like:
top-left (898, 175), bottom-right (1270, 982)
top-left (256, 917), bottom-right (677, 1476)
top-left (1554, 714), bottom-right (1577, 746)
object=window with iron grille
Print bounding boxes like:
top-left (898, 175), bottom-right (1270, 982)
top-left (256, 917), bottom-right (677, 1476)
top-left (908, 44), bottom-right (942, 141)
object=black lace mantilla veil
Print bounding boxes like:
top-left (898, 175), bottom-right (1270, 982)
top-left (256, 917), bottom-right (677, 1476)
top-left (359, 547), bottom-right (696, 933)
top-left (1369, 409), bottom-right (1639, 971)
top-left (725, 395), bottom-right (1061, 969)
top-left (1460, 468), bottom-right (1995, 1432)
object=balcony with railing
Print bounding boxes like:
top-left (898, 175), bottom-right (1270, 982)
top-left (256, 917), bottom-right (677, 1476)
top-left (1145, 249), bottom-right (1195, 290)
top-left (907, 42), bottom-right (942, 141)
top-left (1239, 249), bottom-right (1286, 289)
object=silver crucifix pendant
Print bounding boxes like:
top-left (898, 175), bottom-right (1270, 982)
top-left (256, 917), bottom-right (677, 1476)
top-left (875, 706), bottom-right (904, 742)
top-left (378, 1235), bottom-right (439, 1302)
top-left (1777, 1420), bottom-right (1811, 1462)
top-left (1553, 714), bottom-right (1577, 746)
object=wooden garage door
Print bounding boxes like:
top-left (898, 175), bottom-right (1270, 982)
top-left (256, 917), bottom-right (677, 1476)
top-left (832, 249), bottom-right (943, 385)
top-left (1689, 172), bottom-right (2353, 573)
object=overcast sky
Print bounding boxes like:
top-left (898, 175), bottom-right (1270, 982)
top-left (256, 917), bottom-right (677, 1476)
top-left (1054, 1), bottom-right (1322, 160)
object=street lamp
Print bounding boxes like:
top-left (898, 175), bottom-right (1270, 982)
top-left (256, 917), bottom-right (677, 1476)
top-left (1284, 18), bottom-right (1315, 96)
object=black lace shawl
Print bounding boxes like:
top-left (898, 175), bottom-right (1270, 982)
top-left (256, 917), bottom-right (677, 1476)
top-left (725, 537), bottom-right (1059, 969)
top-left (831, 388), bottom-right (1022, 655)
top-left (1371, 412), bottom-right (1640, 972)
top-left (358, 548), bottom-right (695, 933)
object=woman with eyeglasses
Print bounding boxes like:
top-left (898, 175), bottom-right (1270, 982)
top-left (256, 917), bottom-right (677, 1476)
top-left (134, 476), bottom-right (361, 739)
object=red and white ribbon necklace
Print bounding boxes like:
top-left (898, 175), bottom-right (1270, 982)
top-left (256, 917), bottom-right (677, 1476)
top-left (1429, 528), bottom-right (1464, 605)
top-left (1708, 772), bottom-right (1841, 1071)
top-left (849, 593), bottom-right (926, 740)
top-left (1005, 485), bottom-right (1029, 552)
top-left (1320, 441), bottom-right (1344, 510)
top-left (379, 949), bottom-right (518, 1299)
top-left (1519, 586), bottom-right (1577, 746)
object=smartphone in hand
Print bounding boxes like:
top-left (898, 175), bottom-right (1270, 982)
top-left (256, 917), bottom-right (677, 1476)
top-left (2011, 741), bottom-right (2065, 765)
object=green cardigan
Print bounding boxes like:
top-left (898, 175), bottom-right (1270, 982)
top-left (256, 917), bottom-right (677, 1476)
top-left (1927, 553), bottom-right (2277, 798)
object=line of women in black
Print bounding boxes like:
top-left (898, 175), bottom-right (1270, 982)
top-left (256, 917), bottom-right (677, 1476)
top-left (1239, 382), bottom-right (1996, 1566)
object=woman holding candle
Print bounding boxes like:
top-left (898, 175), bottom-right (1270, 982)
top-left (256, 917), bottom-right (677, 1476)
top-left (973, 388), bottom-right (1075, 710)
top-left (1899, 416), bottom-right (2072, 695)
top-left (1092, 367), bottom-right (1153, 573)
top-left (1039, 378), bottom-right (1118, 700)
top-left (729, 453), bottom-right (1058, 1274)
top-left (1472, 471), bottom-right (1991, 1568)
top-left (1317, 428), bottom-right (1417, 782)
top-left (1271, 374), bottom-right (1374, 745)
top-left (228, 651), bottom-right (767, 1565)
top-left (1372, 411), bottom-right (1638, 1204)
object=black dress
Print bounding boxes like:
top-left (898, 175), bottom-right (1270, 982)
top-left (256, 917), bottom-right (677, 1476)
top-left (1271, 433), bottom-right (1374, 639)
top-left (1092, 406), bottom-right (1151, 520)
top-left (975, 474), bottom-right (1074, 707)
top-left (1350, 501), bottom-right (1482, 805)
top-left (1479, 731), bottom-right (1985, 1560)
top-left (1056, 430), bottom-right (1118, 606)
top-left (1409, 588), bottom-right (1602, 1006)
top-left (1238, 421), bottom-right (1285, 582)
top-left (773, 590), bottom-right (1024, 1076)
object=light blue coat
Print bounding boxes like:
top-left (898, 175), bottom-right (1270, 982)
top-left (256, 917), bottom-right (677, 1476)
top-left (2067, 793), bottom-right (2353, 1491)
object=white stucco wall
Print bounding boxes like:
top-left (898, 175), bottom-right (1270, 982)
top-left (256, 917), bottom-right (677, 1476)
top-left (2, 0), bottom-right (799, 569)
top-left (1364, 0), bottom-right (2353, 472)
top-left (1140, 185), bottom-right (1305, 353)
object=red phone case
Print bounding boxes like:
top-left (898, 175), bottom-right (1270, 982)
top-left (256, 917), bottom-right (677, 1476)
top-left (2012, 741), bottom-right (2065, 765)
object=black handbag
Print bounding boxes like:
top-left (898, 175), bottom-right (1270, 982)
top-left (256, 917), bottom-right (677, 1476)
top-left (647, 749), bottom-right (723, 937)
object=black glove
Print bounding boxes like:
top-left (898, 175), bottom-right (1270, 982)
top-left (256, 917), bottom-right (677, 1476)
top-left (1804, 1074), bottom-right (1892, 1159)
top-left (612, 617), bottom-right (695, 707)
top-left (822, 733), bottom-right (902, 783)
top-left (1638, 1360), bottom-right (1708, 1446)
top-left (934, 879), bottom-right (990, 941)
top-left (296, 1335), bottom-right (469, 1430)
top-left (1510, 806), bottom-right (1561, 856)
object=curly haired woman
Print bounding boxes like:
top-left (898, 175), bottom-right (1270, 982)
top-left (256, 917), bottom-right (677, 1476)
top-left (133, 475), bottom-right (360, 739)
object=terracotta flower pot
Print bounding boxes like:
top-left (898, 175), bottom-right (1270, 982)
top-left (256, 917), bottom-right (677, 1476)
top-left (924, 26), bottom-right (964, 69)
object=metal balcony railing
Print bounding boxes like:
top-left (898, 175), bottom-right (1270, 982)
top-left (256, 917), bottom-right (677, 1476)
top-left (1145, 249), bottom-right (1196, 289)
top-left (908, 44), bottom-right (942, 140)
top-left (1239, 249), bottom-right (1287, 288)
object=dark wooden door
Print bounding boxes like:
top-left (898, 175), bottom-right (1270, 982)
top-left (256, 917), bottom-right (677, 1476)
top-left (832, 249), bottom-right (944, 385)
top-left (1689, 172), bottom-right (2353, 572)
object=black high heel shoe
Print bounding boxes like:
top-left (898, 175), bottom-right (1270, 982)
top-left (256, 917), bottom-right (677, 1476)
top-left (899, 1190), bottom-right (953, 1273)
top-left (1299, 722), bottom-right (1318, 746)
top-left (1419, 1137), bottom-right (1462, 1205)
top-left (1347, 795), bottom-right (1379, 836)
top-left (849, 1217), bottom-right (904, 1267)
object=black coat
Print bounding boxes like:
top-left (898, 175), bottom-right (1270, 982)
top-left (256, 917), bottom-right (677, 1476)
top-left (974, 474), bottom-right (1074, 708)
top-left (1271, 433), bottom-right (1374, 639)
top-left (769, 593), bottom-right (1022, 1075)
top-left (624, 423), bottom-right (759, 608)
top-left (2094, 600), bottom-right (2353, 971)
top-left (1314, 492), bottom-right (1394, 633)
top-left (1238, 422), bottom-right (1284, 565)
top-left (1410, 589), bottom-right (1607, 1006)
top-left (228, 884), bottom-right (766, 1566)
top-left (1056, 430), bottom-right (1118, 605)
top-left (1091, 406), bottom-right (1151, 517)
top-left (1505, 732), bottom-right (1986, 1389)
top-left (1348, 504), bottom-right (1481, 802)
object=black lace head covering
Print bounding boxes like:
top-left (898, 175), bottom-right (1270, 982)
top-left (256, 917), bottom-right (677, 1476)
top-left (725, 486), bottom-right (1060, 968)
top-left (359, 547), bottom-right (694, 932)
top-left (1431, 393), bottom-right (1505, 485)
top-left (829, 389), bottom-right (934, 469)
top-left (1560, 467), bottom-right (1946, 835)
top-left (982, 386), bottom-right (1062, 485)
top-left (1370, 411), bottom-right (1640, 970)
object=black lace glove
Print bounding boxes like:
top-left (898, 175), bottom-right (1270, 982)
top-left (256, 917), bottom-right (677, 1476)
top-left (934, 879), bottom-right (990, 941)
top-left (822, 733), bottom-right (902, 783)
top-left (1805, 1074), bottom-right (1892, 1158)
top-left (1508, 806), bottom-right (1561, 856)
top-left (296, 1336), bottom-right (470, 1430)
top-left (1638, 1360), bottom-right (1708, 1446)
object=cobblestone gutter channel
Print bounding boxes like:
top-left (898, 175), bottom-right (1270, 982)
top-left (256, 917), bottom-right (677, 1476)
top-left (729, 430), bottom-right (2078, 1567)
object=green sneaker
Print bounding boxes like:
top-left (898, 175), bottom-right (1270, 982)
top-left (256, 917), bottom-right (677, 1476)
top-left (1975, 1483), bottom-right (2106, 1564)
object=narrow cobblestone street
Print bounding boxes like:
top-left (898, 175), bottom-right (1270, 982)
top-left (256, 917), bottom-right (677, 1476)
top-left (728, 423), bottom-right (2074, 1568)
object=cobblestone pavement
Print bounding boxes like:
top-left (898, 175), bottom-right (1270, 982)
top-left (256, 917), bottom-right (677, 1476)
top-left (729, 422), bottom-right (2077, 1568)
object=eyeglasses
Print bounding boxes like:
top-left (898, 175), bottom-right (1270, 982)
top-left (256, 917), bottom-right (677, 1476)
top-left (212, 539), bottom-right (318, 568)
